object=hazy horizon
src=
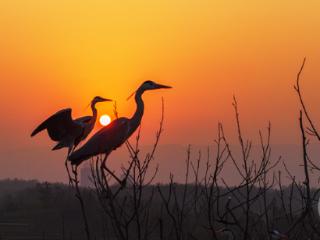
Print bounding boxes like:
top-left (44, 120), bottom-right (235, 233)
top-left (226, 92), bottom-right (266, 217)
top-left (1, 1), bottom-right (320, 185)
top-left (1, 143), bottom-right (318, 185)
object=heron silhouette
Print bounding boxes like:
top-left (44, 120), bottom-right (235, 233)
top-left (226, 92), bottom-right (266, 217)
top-left (31, 96), bottom-right (112, 180)
top-left (68, 81), bottom-right (171, 183)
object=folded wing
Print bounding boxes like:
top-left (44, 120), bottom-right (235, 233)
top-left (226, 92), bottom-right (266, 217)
top-left (74, 116), bottom-right (92, 125)
top-left (68, 117), bottom-right (129, 165)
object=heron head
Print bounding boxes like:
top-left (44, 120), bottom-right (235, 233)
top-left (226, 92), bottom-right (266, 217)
top-left (92, 96), bottom-right (112, 104)
top-left (126, 80), bottom-right (172, 100)
top-left (140, 80), bottom-right (172, 91)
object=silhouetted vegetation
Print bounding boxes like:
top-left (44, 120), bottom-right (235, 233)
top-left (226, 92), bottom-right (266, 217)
top-left (3, 59), bottom-right (320, 240)
top-left (0, 179), bottom-right (319, 239)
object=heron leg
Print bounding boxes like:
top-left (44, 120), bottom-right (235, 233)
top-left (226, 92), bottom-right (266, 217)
top-left (101, 155), bottom-right (124, 186)
top-left (72, 164), bottom-right (78, 175)
top-left (65, 146), bottom-right (76, 185)
top-left (65, 158), bottom-right (74, 185)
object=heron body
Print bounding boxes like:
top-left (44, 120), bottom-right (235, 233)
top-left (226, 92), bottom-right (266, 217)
top-left (68, 80), bottom-right (171, 166)
top-left (31, 96), bottom-right (111, 154)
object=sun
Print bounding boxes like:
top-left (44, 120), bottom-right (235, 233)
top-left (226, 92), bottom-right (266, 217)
top-left (99, 114), bottom-right (111, 126)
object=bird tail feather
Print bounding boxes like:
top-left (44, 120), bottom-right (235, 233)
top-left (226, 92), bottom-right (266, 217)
top-left (68, 150), bottom-right (89, 166)
top-left (52, 142), bottom-right (65, 151)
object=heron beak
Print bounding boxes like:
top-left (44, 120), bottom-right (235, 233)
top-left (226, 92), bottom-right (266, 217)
top-left (99, 97), bottom-right (112, 102)
top-left (154, 83), bottom-right (172, 89)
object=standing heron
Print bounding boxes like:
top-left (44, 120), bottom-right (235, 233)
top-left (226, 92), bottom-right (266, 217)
top-left (68, 81), bottom-right (171, 181)
top-left (31, 96), bottom-right (112, 179)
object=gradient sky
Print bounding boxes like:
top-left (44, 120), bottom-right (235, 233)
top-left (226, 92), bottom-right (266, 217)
top-left (1, 1), bottom-right (320, 181)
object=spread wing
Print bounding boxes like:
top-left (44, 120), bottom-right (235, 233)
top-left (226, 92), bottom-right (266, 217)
top-left (31, 108), bottom-right (82, 142)
top-left (68, 117), bottom-right (130, 165)
top-left (75, 116), bottom-right (92, 126)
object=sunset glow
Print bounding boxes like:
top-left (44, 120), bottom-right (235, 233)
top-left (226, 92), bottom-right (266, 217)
top-left (3, 3), bottom-right (320, 238)
top-left (1, 0), bottom-right (320, 183)
top-left (99, 114), bottom-right (111, 126)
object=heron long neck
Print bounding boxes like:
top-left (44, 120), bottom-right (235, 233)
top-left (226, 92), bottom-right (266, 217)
top-left (79, 102), bottom-right (97, 140)
top-left (129, 88), bottom-right (144, 135)
top-left (90, 102), bottom-right (98, 123)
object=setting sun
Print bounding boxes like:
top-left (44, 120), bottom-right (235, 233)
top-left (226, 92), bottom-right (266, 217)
top-left (99, 114), bottom-right (111, 126)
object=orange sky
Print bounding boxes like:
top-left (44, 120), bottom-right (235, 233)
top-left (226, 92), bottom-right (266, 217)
top-left (1, 1), bottom-right (320, 181)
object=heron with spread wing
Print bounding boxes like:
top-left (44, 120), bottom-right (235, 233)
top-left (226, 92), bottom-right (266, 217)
top-left (68, 81), bottom-right (171, 183)
top-left (31, 96), bottom-right (111, 180)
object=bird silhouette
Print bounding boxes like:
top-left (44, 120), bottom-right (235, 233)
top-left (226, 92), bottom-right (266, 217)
top-left (31, 96), bottom-right (111, 154)
top-left (31, 96), bottom-right (111, 181)
top-left (68, 81), bottom-right (171, 182)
